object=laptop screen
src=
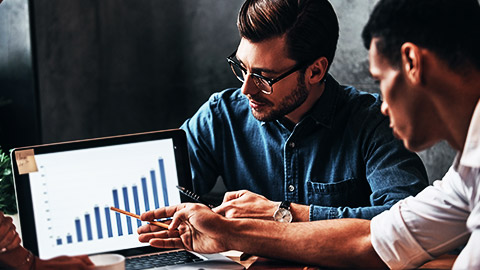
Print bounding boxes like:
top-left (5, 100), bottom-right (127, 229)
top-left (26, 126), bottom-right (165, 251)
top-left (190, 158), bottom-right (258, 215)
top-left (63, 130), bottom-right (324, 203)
top-left (11, 130), bottom-right (192, 260)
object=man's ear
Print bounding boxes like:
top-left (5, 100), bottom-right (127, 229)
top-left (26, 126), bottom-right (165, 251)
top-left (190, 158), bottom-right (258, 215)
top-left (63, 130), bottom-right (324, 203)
top-left (306, 56), bottom-right (328, 85)
top-left (401, 42), bottom-right (423, 85)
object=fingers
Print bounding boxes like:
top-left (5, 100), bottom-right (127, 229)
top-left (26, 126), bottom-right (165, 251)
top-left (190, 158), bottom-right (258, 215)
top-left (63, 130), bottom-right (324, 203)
top-left (149, 237), bottom-right (185, 249)
top-left (168, 207), bottom-right (196, 230)
top-left (75, 255), bottom-right (95, 266)
top-left (0, 230), bottom-right (21, 253)
top-left (0, 216), bottom-right (21, 253)
top-left (6, 231), bottom-right (21, 251)
top-left (39, 255), bottom-right (95, 270)
top-left (138, 230), bottom-right (184, 249)
top-left (212, 204), bottom-right (227, 216)
top-left (137, 223), bottom-right (166, 234)
top-left (140, 203), bottom-right (206, 231)
top-left (214, 190), bottom-right (249, 216)
top-left (138, 230), bottom-right (179, 243)
top-left (222, 190), bottom-right (248, 203)
top-left (168, 203), bottom-right (213, 230)
top-left (140, 204), bottom-right (187, 222)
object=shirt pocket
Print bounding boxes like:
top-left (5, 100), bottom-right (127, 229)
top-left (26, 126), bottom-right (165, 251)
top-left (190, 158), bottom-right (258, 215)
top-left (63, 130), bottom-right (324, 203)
top-left (306, 178), bottom-right (360, 207)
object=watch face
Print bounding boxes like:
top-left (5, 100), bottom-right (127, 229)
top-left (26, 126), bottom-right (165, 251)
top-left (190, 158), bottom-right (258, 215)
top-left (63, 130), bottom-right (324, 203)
top-left (274, 208), bottom-right (293, 223)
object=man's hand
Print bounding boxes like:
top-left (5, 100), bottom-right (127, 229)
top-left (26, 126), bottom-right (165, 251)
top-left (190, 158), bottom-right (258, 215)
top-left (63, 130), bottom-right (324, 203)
top-left (213, 190), bottom-right (278, 220)
top-left (138, 203), bottom-right (229, 254)
top-left (0, 212), bottom-right (21, 254)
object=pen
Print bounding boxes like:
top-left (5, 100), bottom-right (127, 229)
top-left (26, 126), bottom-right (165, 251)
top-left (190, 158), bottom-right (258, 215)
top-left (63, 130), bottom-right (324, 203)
top-left (109, 206), bottom-right (170, 229)
top-left (176, 185), bottom-right (214, 208)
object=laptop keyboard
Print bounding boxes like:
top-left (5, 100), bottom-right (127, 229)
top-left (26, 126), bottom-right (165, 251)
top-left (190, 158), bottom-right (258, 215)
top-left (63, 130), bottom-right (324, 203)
top-left (126, 250), bottom-right (206, 269)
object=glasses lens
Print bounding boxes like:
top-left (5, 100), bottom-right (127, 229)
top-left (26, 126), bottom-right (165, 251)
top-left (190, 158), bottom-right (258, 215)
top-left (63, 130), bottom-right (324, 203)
top-left (229, 62), bottom-right (245, 83)
top-left (252, 75), bottom-right (272, 94)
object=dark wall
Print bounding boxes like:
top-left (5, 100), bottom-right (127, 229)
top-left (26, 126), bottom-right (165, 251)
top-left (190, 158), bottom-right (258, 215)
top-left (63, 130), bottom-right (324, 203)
top-left (32, 0), bottom-right (244, 143)
top-left (0, 0), bottom-right (41, 150)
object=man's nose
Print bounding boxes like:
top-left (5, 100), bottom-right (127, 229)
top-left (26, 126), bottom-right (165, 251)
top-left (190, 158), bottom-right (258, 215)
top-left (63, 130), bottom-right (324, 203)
top-left (241, 74), bottom-right (261, 96)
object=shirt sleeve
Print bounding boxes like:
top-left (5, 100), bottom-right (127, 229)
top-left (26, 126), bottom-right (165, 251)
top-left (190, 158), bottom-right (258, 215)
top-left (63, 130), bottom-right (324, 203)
top-left (371, 166), bottom-right (472, 269)
top-left (452, 202), bottom-right (480, 269)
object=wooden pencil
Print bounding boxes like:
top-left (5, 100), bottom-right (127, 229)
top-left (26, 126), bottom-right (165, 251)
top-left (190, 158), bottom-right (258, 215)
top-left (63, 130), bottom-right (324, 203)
top-left (110, 206), bottom-right (170, 229)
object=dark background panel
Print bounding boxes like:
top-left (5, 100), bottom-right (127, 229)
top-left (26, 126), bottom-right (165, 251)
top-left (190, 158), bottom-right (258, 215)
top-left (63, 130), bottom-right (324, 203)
top-left (33, 0), bottom-right (244, 142)
top-left (0, 0), bottom-right (456, 183)
top-left (0, 0), bottom-right (40, 150)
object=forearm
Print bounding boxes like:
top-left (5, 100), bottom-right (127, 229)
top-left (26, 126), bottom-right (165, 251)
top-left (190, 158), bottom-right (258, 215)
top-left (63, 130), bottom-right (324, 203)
top-left (224, 218), bottom-right (386, 268)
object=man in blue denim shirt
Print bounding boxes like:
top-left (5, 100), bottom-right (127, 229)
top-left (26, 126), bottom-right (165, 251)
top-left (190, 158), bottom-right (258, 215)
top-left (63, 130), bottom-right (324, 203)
top-left (181, 0), bottom-right (428, 222)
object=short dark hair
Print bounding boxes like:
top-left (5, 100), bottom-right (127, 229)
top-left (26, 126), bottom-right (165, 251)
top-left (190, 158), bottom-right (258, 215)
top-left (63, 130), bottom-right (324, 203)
top-left (237, 0), bottom-right (339, 71)
top-left (362, 0), bottom-right (480, 71)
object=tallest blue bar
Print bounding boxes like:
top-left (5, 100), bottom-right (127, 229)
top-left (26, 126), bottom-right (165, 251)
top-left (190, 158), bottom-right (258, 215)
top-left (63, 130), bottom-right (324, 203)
top-left (158, 158), bottom-right (169, 207)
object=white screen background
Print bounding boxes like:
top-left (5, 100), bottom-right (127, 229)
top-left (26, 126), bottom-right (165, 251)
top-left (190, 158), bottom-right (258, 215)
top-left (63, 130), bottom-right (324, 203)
top-left (28, 139), bottom-right (182, 259)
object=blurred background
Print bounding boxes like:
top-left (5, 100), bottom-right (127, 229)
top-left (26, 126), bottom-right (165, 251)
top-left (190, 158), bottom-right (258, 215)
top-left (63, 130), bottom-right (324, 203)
top-left (0, 0), bottom-right (455, 183)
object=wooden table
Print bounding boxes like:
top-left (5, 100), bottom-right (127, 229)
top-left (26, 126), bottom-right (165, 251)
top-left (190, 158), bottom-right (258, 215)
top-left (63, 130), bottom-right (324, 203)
top-left (223, 251), bottom-right (456, 269)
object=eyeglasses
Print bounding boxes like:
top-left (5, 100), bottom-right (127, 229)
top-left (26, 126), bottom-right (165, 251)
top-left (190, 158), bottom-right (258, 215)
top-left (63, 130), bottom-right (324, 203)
top-left (226, 50), bottom-right (306, 95)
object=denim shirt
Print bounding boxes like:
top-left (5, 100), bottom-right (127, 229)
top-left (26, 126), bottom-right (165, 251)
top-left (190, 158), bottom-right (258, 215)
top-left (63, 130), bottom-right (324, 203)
top-left (181, 75), bottom-right (428, 221)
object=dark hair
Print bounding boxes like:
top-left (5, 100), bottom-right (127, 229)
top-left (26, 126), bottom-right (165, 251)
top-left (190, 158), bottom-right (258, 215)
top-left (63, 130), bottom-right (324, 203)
top-left (237, 0), bottom-right (339, 70)
top-left (362, 0), bottom-right (480, 71)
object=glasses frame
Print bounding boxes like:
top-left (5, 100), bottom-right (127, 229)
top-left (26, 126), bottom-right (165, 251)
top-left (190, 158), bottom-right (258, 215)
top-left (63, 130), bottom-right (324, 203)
top-left (226, 50), bottom-right (306, 95)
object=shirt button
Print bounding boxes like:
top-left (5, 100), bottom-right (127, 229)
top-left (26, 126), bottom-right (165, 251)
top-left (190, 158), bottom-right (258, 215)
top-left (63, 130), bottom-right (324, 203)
top-left (288, 142), bottom-right (295, 148)
top-left (288, 185), bottom-right (295, 192)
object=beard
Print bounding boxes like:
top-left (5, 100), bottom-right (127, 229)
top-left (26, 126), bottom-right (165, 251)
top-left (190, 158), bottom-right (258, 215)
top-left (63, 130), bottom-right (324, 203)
top-left (249, 75), bottom-right (309, 122)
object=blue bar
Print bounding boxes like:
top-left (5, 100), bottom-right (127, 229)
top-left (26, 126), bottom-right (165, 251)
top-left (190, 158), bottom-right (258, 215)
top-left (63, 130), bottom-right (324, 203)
top-left (67, 234), bottom-right (72, 244)
top-left (122, 187), bottom-right (133, 235)
top-left (104, 206), bottom-right (113, 238)
top-left (56, 237), bottom-right (62, 245)
top-left (132, 185), bottom-right (142, 227)
top-left (85, 213), bottom-right (93, 241)
top-left (75, 218), bottom-right (82, 242)
top-left (159, 158), bottom-right (169, 207)
top-left (112, 189), bottom-right (123, 236)
top-left (150, 170), bottom-right (160, 209)
top-left (141, 177), bottom-right (150, 211)
top-left (94, 206), bottom-right (103, 239)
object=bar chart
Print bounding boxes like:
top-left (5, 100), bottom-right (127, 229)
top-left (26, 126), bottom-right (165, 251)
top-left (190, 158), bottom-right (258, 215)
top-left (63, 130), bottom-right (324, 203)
top-left (28, 139), bottom-right (182, 259)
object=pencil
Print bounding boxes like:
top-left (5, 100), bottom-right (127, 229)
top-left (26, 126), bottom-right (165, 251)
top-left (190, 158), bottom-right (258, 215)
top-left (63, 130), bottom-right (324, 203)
top-left (109, 206), bottom-right (170, 229)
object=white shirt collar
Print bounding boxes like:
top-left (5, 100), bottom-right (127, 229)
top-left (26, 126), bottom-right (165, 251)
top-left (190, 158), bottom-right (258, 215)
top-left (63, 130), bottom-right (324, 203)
top-left (459, 99), bottom-right (480, 168)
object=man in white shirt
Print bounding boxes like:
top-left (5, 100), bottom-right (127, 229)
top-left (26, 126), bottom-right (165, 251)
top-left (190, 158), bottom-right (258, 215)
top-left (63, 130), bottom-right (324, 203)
top-left (136, 0), bottom-right (480, 268)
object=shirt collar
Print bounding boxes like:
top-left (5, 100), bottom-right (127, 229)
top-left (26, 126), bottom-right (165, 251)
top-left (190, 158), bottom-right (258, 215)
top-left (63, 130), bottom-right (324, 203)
top-left (458, 99), bottom-right (480, 168)
top-left (305, 74), bottom-right (340, 128)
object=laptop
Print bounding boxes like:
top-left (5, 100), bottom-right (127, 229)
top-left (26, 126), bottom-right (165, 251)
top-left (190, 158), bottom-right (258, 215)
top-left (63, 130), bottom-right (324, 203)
top-left (11, 129), bottom-right (244, 269)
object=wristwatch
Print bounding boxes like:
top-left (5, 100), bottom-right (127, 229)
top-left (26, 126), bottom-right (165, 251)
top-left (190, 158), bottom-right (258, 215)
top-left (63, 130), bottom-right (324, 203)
top-left (273, 201), bottom-right (292, 223)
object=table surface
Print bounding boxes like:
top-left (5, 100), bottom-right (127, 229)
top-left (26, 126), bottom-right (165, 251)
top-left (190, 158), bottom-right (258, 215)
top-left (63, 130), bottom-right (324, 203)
top-left (223, 251), bottom-right (456, 270)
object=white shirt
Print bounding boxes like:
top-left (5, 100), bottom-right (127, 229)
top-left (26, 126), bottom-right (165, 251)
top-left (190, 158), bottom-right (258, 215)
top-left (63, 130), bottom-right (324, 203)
top-left (370, 100), bottom-right (480, 269)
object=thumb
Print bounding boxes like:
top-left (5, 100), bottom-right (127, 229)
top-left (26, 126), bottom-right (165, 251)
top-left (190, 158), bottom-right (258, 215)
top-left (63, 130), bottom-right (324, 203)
top-left (168, 208), bottom-right (191, 230)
